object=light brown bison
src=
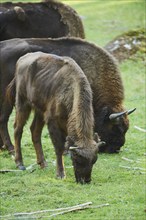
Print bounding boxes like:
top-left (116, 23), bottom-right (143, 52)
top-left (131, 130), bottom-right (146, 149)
top-left (0, 37), bottom-right (135, 155)
top-left (13, 52), bottom-right (104, 184)
top-left (0, 0), bottom-right (85, 41)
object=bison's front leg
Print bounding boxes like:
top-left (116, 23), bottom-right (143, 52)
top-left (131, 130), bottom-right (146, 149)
top-left (56, 152), bottom-right (65, 179)
top-left (14, 107), bottom-right (31, 170)
top-left (30, 112), bottom-right (47, 168)
top-left (47, 120), bottom-right (66, 179)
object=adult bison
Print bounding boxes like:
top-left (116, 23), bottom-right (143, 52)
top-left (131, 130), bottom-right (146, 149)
top-left (0, 37), bottom-right (135, 154)
top-left (0, 0), bottom-right (85, 41)
top-left (12, 52), bottom-right (105, 183)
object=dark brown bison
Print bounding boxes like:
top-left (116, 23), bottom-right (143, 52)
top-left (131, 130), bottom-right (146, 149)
top-left (0, 37), bottom-right (135, 155)
top-left (0, 0), bottom-right (85, 41)
top-left (13, 52), bottom-right (105, 184)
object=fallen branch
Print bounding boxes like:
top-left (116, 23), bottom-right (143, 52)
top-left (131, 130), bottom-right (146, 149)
top-left (121, 157), bottom-right (134, 162)
top-left (134, 126), bottom-right (146, 133)
top-left (119, 165), bottom-right (146, 171)
top-left (0, 164), bottom-right (36, 173)
top-left (48, 203), bottom-right (109, 218)
top-left (44, 203), bottom-right (109, 218)
top-left (139, 171), bottom-right (146, 175)
top-left (0, 169), bottom-right (22, 173)
top-left (121, 157), bottom-right (144, 164)
top-left (0, 202), bottom-right (109, 219)
top-left (0, 163), bottom-right (37, 174)
top-left (0, 202), bottom-right (92, 218)
top-left (48, 204), bottom-right (91, 218)
top-left (26, 163), bottom-right (36, 170)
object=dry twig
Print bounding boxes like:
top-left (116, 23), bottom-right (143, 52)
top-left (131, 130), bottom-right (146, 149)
top-left (0, 169), bottom-right (22, 173)
top-left (121, 157), bottom-right (134, 162)
top-left (119, 165), bottom-right (146, 171)
top-left (122, 157), bottom-right (145, 164)
top-left (139, 171), bottom-right (146, 175)
top-left (26, 163), bottom-right (37, 170)
top-left (48, 203), bottom-right (109, 218)
top-left (0, 202), bottom-right (110, 219)
top-left (134, 126), bottom-right (146, 133)
top-left (0, 202), bottom-right (92, 218)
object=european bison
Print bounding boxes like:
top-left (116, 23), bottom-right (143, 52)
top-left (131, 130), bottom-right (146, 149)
top-left (13, 52), bottom-right (104, 184)
top-left (0, 0), bottom-right (85, 41)
top-left (0, 37), bottom-right (135, 154)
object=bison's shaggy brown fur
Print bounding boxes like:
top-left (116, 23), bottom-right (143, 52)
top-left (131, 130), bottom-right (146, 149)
top-left (0, 0), bottom-right (85, 41)
top-left (13, 52), bottom-right (101, 183)
top-left (0, 37), bottom-right (135, 155)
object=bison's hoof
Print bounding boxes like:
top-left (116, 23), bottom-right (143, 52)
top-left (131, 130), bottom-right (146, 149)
top-left (57, 172), bottom-right (66, 179)
top-left (18, 165), bottom-right (26, 170)
top-left (40, 161), bottom-right (48, 169)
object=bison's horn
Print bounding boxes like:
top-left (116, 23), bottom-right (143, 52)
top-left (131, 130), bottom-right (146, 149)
top-left (97, 141), bottom-right (106, 148)
top-left (127, 108), bottom-right (136, 115)
top-left (69, 146), bottom-right (80, 151)
top-left (109, 110), bottom-right (127, 121)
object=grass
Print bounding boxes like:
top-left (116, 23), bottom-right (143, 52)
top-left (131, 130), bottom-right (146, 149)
top-left (0, 0), bottom-right (145, 220)
top-left (63, 0), bottom-right (145, 46)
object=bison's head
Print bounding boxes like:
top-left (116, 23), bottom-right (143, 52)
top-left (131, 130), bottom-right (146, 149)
top-left (65, 135), bottom-right (105, 184)
top-left (94, 107), bottom-right (136, 153)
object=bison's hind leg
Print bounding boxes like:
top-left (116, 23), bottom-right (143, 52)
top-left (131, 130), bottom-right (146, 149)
top-left (0, 101), bottom-right (15, 154)
top-left (30, 111), bottom-right (47, 169)
top-left (14, 104), bottom-right (31, 170)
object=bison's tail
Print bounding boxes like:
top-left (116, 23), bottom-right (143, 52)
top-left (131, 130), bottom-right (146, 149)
top-left (6, 77), bottom-right (16, 107)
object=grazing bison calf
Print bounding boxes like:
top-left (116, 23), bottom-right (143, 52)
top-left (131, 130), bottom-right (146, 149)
top-left (13, 52), bottom-right (104, 184)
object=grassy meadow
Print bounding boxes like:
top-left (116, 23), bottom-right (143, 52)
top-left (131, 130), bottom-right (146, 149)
top-left (0, 0), bottom-right (145, 219)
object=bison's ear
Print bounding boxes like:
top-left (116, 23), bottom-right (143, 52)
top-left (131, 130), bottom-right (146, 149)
top-left (97, 141), bottom-right (106, 149)
top-left (14, 6), bottom-right (26, 21)
top-left (65, 136), bottom-right (75, 151)
top-left (94, 133), bottom-right (106, 153)
top-left (94, 133), bottom-right (101, 142)
top-left (95, 141), bottom-right (106, 154)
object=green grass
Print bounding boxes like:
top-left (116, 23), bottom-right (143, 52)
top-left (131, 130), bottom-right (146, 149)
top-left (63, 0), bottom-right (145, 46)
top-left (0, 1), bottom-right (145, 220)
